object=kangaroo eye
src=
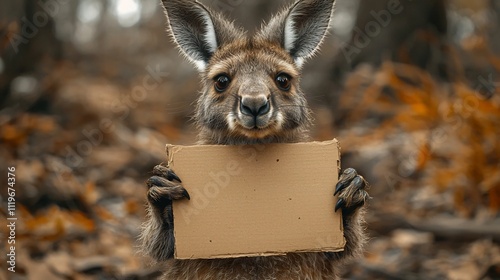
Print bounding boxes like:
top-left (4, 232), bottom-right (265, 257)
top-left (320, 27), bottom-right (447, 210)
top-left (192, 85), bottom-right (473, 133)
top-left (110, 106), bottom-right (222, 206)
top-left (214, 75), bottom-right (231, 92)
top-left (275, 73), bottom-right (291, 91)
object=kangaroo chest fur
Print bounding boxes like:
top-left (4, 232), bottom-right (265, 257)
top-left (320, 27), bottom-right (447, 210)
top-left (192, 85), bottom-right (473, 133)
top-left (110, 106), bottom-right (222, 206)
top-left (162, 254), bottom-right (339, 280)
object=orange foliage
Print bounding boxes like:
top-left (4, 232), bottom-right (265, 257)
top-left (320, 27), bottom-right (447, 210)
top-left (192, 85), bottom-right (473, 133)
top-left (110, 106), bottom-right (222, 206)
top-left (340, 61), bottom-right (500, 215)
top-left (21, 206), bottom-right (95, 241)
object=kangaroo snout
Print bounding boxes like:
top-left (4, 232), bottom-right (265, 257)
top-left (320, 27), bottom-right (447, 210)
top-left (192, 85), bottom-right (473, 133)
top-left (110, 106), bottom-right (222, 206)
top-left (240, 95), bottom-right (270, 117)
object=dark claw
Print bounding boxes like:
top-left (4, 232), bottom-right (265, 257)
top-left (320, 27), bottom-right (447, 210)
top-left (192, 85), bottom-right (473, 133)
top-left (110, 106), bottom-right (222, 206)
top-left (334, 180), bottom-right (349, 196)
top-left (152, 165), bottom-right (182, 183)
top-left (167, 170), bottom-right (182, 183)
top-left (147, 176), bottom-right (167, 188)
top-left (182, 189), bottom-right (191, 200)
top-left (335, 168), bottom-right (358, 196)
top-left (335, 198), bottom-right (345, 212)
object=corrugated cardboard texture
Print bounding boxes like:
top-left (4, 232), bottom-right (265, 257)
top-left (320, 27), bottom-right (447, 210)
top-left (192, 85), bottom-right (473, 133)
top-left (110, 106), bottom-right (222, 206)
top-left (168, 139), bottom-right (345, 259)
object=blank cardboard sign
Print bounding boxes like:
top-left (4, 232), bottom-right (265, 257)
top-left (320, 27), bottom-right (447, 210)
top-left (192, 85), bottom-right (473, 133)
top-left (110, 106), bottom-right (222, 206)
top-left (167, 139), bottom-right (345, 259)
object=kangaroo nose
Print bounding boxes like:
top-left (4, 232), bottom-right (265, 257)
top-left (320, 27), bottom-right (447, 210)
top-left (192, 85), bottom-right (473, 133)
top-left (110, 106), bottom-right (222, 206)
top-left (240, 95), bottom-right (270, 117)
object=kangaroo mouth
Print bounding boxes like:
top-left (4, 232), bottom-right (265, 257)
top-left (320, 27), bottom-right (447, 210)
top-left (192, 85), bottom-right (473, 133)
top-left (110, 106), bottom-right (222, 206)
top-left (226, 110), bottom-right (284, 139)
top-left (237, 126), bottom-right (275, 139)
top-left (231, 113), bottom-right (283, 139)
top-left (240, 117), bottom-right (270, 130)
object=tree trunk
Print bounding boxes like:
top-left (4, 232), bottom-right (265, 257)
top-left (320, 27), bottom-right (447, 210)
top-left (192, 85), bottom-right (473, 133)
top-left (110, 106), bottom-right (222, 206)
top-left (332, 0), bottom-right (449, 80)
top-left (0, 0), bottom-right (63, 113)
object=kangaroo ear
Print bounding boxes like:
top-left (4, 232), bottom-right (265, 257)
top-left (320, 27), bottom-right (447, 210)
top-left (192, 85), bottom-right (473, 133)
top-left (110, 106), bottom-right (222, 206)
top-left (161, 0), bottom-right (242, 71)
top-left (258, 0), bottom-right (335, 67)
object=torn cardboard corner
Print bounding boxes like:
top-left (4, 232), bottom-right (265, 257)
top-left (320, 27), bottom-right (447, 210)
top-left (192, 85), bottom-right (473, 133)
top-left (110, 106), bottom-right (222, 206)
top-left (167, 139), bottom-right (345, 260)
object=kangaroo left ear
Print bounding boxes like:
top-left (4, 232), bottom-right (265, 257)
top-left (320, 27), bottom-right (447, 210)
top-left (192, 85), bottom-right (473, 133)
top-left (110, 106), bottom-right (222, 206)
top-left (258, 0), bottom-right (335, 68)
top-left (161, 0), bottom-right (244, 72)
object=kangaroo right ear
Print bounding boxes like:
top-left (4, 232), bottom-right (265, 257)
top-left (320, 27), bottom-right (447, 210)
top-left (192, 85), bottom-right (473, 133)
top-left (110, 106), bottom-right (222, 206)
top-left (161, 0), bottom-right (242, 72)
top-left (257, 0), bottom-right (335, 68)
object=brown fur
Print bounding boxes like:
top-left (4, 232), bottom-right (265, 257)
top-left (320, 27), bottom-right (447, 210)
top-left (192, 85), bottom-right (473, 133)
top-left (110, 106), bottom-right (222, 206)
top-left (140, 1), bottom-right (369, 279)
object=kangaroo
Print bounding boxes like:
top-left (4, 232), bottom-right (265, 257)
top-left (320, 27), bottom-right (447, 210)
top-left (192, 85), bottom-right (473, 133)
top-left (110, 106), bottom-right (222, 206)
top-left (140, 0), bottom-right (370, 279)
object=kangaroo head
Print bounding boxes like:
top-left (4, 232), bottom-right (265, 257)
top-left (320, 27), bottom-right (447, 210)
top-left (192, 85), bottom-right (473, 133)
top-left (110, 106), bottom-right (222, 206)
top-left (161, 0), bottom-right (335, 144)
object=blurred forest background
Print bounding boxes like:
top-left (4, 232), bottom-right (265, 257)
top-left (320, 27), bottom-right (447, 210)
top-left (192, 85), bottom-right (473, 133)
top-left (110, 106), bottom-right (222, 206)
top-left (1, 0), bottom-right (500, 279)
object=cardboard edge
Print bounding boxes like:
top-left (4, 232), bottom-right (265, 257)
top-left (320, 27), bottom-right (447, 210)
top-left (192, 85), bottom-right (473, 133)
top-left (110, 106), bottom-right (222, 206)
top-left (176, 247), bottom-right (346, 260)
top-left (174, 247), bottom-right (181, 260)
top-left (332, 138), bottom-right (346, 243)
top-left (166, 139), bottom-right (339, 151)
top-left (166, 144), bottom-right (184, 167)
top-left (165, 144), bottom-right (172, 167)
